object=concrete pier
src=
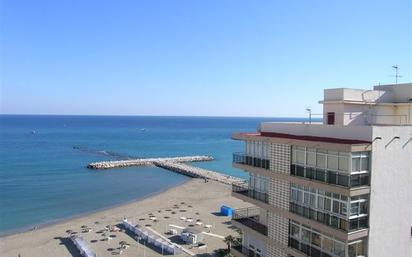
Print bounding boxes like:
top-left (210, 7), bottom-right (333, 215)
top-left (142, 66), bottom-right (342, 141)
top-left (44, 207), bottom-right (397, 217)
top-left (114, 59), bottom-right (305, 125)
top-left (87, 155), bottom-right (245, 185)
top-left (87, 155), bottom-right (213, 169)
top-left (153, 161), bottom-right (245, 185)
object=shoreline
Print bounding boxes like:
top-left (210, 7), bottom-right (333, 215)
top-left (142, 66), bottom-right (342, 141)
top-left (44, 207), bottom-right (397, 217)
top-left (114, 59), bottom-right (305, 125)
top-left (0, 178), bottom-right (191, 238)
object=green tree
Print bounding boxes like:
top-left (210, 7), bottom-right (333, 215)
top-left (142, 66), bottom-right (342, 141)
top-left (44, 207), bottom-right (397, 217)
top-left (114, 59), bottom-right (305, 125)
top-left (223, 235), bottom-right (235, 252)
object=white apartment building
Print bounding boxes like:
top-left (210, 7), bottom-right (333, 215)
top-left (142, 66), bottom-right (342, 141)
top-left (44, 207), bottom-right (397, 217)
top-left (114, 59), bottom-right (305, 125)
top-left (230, 83), bottom-right (412, 257)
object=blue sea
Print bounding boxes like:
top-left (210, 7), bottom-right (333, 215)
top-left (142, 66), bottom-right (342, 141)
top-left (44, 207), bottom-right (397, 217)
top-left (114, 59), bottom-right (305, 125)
top-left (0, 115), bottom-right (308, 235)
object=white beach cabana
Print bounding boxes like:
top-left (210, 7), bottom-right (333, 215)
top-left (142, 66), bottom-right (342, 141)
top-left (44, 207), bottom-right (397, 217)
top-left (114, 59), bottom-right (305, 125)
top-left (70, 236), bottom-right (96, 257)
top-left (122, 219), bottom-right (182, 255)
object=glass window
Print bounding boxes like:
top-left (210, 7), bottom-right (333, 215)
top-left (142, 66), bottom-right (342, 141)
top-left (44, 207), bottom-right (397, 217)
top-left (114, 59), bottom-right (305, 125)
top-left (360, 201), bottom-right (368, 215)
top-left (338, 155), bottom-right (349, 172)
top-left (352, 157), bottom-right (360, 172)
top-left (309, 194), bottom-right (316, 207)
top-left (311, 232), bottom-right (321, 247)
top-left (327, 154), bottom-right (339, 170)
top-left (361, 157), bottom-right (369, 171)
top-left (322, 237), bottom-right (333, 253)
top-left (325, 198), bottom-right (331, 211)
top-left (301, 228), bottom-right (311, 243)
top-left (334, 241), bottom-right (345, 257)
top-left (317, 153), bottom-right (326, 168)
top-left (332, 200), bottom-right (340, 214)
top-left (307, 151), bottom-right (316, 166)
top-left (340, 202), bottom-right (347, 216)
top-left (317, 196), bottom-right (324, 209)
top-left (296, 150), bottom-right (305, 164)
top-left (291, 223), bottom-right (300, 238)
top-left (351, 203), bottom-right (359, 216)
top-left (291, 188), bottom-right (297, 201)
top-left (297, 190), bottom-right (303, 203)
top-left (331, 216), bottom-right (339, 228)
top-left (304, 192), bottom-right (310, 205)
top-left (348, 240), bottom-right (366, 257)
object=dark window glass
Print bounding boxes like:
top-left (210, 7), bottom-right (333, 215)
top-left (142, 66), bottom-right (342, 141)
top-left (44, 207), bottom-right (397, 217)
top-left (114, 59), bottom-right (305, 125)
top-left (306, 167), bottom-right (313, 179)
top-left (359, 217), bottom-right (368, 229)
top-left (327, 112), bottom-right (335, 125)
top-left (331, 216), bottom-right (339, 228)
top-left (303, 207), bottom-right (310, 218)
top-left (324, 214), bottom-right (331, 225)
top-left (333, 201), bottom-right (340, 214)
top-left (324, 198), bottom-right (331, 211)
top-left (350, 174), bottom-right (360, 187)
top-left (327, 171), bottom-right (337, 184)
top-left (297, 166), bottom-right (305, 177)
top-left (340, 219), bottom-right (348, 231)
top-left (310, 209), bottom-right (317, 220)
top-left (315, 169), bottom-right (326, 182)
top-left (349, 219), bottom-right (359, 230)
top-left (290, 165), bottom-right (296, 175)
top-left (317, 212), bottom-right (325, 223)
top-left (360, 174), bottom-right (369, 185)
top-left (311, 247), bottom-right (322, 257)
top-left (290, 237), bottom-right (300, 249)
top-left (338, 174), bottom-right (349, 187)
top-left (300, 243), bottom-right (310, 255)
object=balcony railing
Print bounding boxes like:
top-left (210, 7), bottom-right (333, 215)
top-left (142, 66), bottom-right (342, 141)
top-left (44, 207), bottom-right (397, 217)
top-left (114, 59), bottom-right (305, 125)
top-left (233, 152), bottom-right (270, 170)
top-left (232, 184), bottom-right (269, 204)
top-left (290, 164), bottom-right (369, 188)
top-left (232, 207), bottom-right (268, 236)
top-left (232, 245), bottom-right (262, 257)
top-left (232, 245), bottom-right (246, 256)
top-left (289, 202), bottom-right (368, 232)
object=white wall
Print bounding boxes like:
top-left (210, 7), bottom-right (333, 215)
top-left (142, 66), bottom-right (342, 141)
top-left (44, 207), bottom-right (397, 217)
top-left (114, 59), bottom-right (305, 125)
top-left (368, 126), bottom-right (412, 257)
top-left (374, 83), bottom-right (412, 103)
top-left (243, 232), bottom-right (267, 256)
top-left (260, 122), bottom-right (373, 141)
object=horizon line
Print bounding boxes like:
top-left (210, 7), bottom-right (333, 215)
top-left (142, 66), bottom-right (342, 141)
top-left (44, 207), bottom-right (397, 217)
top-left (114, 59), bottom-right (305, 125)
top-left (0, 113), bottom-right (322, 119)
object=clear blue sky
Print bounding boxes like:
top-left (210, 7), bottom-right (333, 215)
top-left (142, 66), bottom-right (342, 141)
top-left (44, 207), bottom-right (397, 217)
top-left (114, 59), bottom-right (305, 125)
top-left (1, 0), bottom-right (411, 117)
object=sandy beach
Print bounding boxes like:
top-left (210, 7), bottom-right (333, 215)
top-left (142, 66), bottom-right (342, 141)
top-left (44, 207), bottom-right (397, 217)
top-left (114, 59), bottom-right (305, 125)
top-left (0, 179), bottom-right (250, 257)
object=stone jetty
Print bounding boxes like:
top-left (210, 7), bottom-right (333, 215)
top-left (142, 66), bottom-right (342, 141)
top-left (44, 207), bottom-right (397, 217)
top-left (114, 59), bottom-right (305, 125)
top-left (87, 155), bottom-right (245, 185)
top-left (153, 162), bottom-right (245, 185)
top-left (87, 155), bottom-right (213, 169)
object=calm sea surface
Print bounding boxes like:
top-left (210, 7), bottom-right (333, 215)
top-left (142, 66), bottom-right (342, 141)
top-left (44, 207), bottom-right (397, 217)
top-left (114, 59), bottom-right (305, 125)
top-left (0, 115), bottom-right (309, 235)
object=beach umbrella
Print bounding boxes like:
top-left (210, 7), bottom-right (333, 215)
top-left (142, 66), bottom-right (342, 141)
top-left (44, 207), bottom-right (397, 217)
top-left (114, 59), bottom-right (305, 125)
top-left (66, 229), bottom-right (73, 235)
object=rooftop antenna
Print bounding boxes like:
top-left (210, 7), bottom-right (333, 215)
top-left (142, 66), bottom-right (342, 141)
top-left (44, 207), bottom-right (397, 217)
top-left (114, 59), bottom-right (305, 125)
top-left (390, 65), bottom-right (403, 84)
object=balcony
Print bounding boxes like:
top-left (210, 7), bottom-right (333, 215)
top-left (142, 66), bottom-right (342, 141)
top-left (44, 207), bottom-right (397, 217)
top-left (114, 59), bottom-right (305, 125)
top-left (233, 152), bottom-right (270, 170)
top-left (291, 164), bottom-right (369, 188)
top-left (232, 184), bottom-right (269, 204)
top-left (231, 245), bottom-right (246, 257)
top-left (232, 207), bottom-right (268, 236)
top-left (289, 202), bottom-right (368, 232)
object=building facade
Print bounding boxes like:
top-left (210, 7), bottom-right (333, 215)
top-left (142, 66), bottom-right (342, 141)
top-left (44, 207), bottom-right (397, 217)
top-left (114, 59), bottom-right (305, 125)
top-left (230, 83), bottom-right (412, 257)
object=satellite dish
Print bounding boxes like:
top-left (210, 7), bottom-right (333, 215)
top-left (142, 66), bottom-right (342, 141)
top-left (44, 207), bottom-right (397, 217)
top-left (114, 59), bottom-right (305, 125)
top-left (361, 90), bottom-right (376, 124)
top-left (361, 90), bottom-right (376, 104)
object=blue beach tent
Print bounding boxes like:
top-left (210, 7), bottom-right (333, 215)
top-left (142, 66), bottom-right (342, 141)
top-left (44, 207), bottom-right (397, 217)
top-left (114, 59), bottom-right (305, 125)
top-left (220, 205), bottom-right (233, 216)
